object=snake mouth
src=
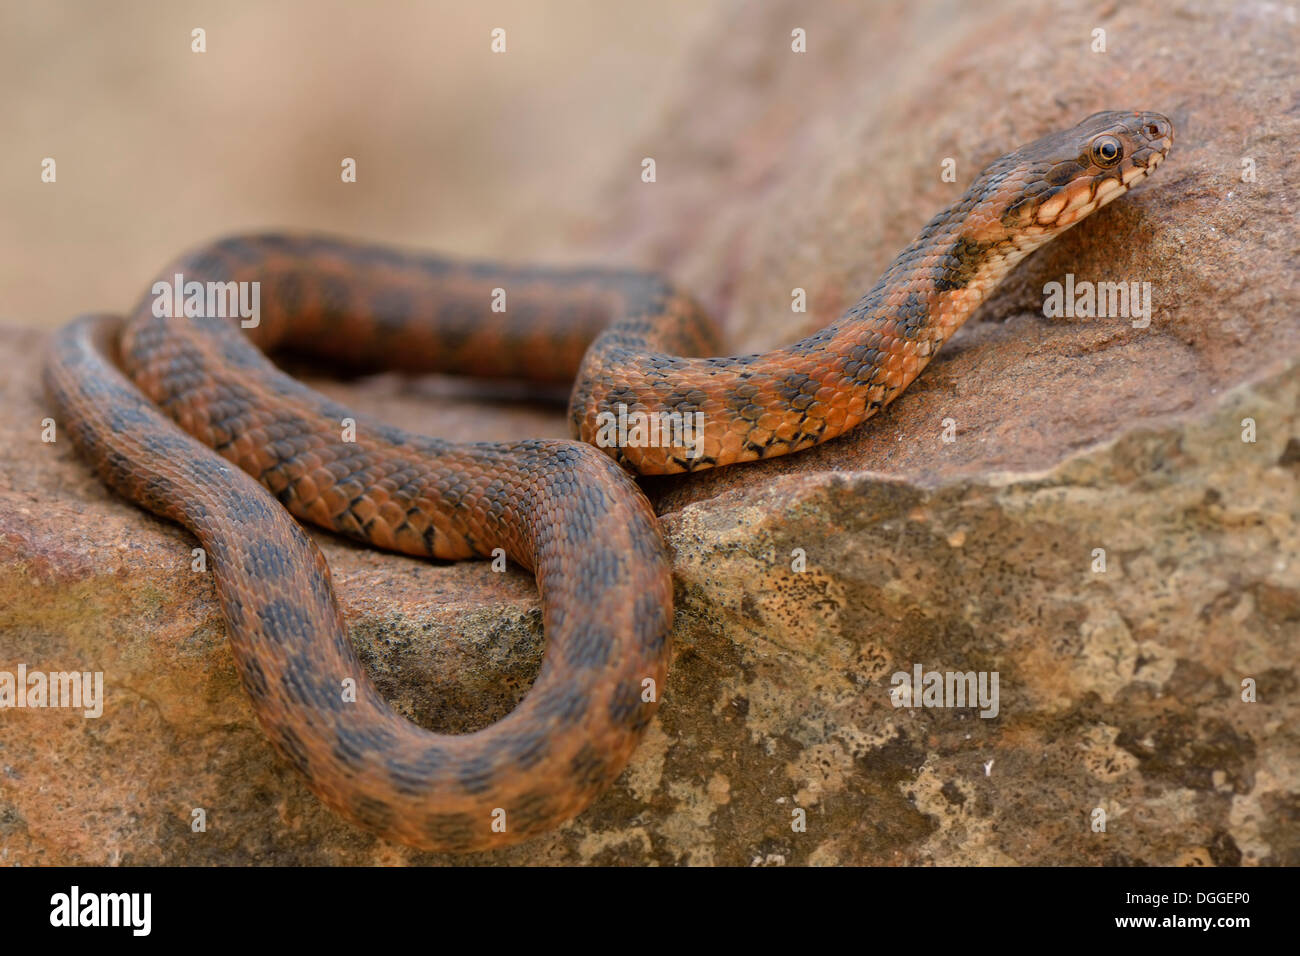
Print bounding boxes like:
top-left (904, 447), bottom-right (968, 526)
top-left (1123, 146), bottom-right (1167, 185)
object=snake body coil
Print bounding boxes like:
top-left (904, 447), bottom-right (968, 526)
top-left (44, 112), bottom-right (1172, 850)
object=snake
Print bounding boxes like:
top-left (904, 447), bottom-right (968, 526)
top-left (43, 111), bottom-right (1172, 851)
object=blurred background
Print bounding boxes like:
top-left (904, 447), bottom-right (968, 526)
top-left (1, 0), bottom-right (711, 326)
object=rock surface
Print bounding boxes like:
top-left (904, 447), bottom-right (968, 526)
top-left (2, 0), bottom-right (1298, 864)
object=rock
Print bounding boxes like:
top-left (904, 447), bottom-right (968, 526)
top-left (2, 0), bottom-right (1297, 864)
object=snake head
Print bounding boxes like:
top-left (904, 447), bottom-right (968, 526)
top-left (979, 110), bottom-right (1174, 242)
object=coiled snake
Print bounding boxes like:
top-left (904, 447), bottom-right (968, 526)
top-left (43, 111), bottom-right (1172, 850)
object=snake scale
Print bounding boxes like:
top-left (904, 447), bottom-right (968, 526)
top-left (43, 111), bottom-right (1172, 850)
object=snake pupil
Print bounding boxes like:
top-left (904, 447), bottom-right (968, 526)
top-left (1090, 135), bottom-right (1122, 167)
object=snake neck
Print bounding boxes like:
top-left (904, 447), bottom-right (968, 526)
top-left (572, 188), bottom-right (1061, 474)
top-left (854, 192), bottom-right (1055, 349)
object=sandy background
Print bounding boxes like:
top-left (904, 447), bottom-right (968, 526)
top-left (1, 0), bottom-right (712, 327)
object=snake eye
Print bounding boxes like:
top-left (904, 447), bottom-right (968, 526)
top-left (1089, 135), bottom-right (1123, 167)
